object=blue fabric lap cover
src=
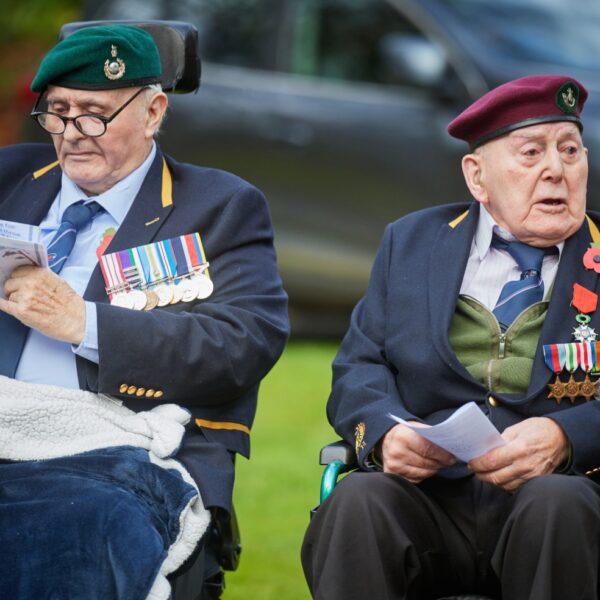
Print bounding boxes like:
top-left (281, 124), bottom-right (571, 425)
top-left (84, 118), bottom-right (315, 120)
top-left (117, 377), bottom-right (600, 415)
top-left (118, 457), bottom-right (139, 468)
top-left (0, 446), bottom-right (197, 599)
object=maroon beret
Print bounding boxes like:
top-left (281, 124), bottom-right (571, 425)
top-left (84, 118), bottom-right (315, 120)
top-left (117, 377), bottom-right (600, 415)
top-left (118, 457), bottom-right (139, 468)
top-left (447, 75), bottom-right (588, 150)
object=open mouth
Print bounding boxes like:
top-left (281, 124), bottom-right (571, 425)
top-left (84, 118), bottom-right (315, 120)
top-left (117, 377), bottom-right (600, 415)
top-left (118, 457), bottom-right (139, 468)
top-left (540, 199), bottom-right (564, 206)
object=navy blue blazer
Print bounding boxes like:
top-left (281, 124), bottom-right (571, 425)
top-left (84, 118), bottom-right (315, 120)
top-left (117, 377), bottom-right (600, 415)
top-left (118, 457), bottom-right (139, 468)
top-left (0, 143), bottom-right (289, 511)
top-left (329, 202), bottom-right (600, 480)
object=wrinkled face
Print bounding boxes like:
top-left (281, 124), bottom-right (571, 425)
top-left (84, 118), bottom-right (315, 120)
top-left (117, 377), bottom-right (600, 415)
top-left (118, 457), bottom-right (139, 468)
top-left (45, 85), bottom-right (157, 195)
top-left (463, 121), bottom-right (588, 246)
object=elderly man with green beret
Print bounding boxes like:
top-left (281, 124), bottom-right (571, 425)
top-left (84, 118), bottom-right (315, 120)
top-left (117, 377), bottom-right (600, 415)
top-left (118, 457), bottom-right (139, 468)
top-left (303, 75), bottom-right (600, 599)
top-left (0, 24), bottom-right (288, 599)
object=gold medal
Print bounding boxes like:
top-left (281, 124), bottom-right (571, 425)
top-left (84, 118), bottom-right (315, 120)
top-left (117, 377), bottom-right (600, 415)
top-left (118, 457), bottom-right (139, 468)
top-left (565, 374), bottom-right (580, 404)
top-left (579, 374), bottom-right (599, 401)
top-left (144, 289), bottom-right (159, 311)
top-left (547, 375), bottom-right (566, 404)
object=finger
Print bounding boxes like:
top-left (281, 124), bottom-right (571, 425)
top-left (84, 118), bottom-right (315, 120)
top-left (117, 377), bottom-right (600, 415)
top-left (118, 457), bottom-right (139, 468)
top-left (389, 445), bottom-right (456, 475)
top-left (0, 296), bottom-right (17, 316)
top-left (386, 442), bottom-right (453, 470)
top-left (475, 469), bottom-right (526, 492)
top-left (7, 265), bottom-right (41, 279)
top-left (411, 437), bottom-right (456, 466)
top-left (4, 276), bottom-right (20, 296)
top-left (384, 461), bottom-right (438, 483)
top-left (469, 445), bottom-right (514, 473)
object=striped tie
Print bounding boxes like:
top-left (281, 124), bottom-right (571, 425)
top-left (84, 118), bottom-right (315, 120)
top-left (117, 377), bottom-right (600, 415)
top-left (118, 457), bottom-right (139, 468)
top-left (47, 201), bottom-right (103, 273)
top-left (491, 234), bottom-right (553, 331)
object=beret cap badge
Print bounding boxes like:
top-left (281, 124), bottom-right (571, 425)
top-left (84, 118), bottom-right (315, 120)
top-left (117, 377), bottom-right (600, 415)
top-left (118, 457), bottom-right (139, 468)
top-left (104, 44), bottom-right (126, 81)
top-left (556, 82), bottom-right (579, 115)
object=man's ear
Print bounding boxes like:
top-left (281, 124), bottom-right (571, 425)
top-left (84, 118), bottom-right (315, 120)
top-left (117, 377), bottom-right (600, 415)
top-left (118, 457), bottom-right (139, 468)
top-left (144, 92), bottom-right (168, 139)
top-left (461, 153), bottom-right (488, 205)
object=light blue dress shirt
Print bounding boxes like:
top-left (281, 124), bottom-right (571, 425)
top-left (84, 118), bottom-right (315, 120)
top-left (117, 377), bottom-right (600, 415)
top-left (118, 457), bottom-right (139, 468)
top-left (15, 143), bottom-right (157, 388)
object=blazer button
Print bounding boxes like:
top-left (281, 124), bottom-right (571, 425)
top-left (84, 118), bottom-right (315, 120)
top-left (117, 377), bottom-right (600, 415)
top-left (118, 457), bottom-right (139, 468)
top-left (127, 385), bottom-right (137, 395)
top-left (154, 390), bottom-right (164, 399)
top-left (136, 388), bottom-right (146, 397)
top-left (488, 396), bottom-right (498, 407)
top-left (119, 384), bottom-right (128, 394)
top-left (145, 389), bottom-right (155, 398)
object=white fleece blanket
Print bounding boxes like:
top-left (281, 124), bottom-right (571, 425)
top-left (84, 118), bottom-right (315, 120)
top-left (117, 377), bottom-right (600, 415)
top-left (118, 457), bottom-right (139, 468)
top-left (0, 375), bottom-right (211, 600)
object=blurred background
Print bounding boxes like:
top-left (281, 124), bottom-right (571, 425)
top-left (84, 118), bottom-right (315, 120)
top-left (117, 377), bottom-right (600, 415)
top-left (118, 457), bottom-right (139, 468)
top-left (5, 1), bottom-right (600, 597)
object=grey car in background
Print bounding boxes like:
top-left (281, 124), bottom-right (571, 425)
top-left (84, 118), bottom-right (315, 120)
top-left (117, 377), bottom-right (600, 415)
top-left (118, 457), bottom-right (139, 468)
top-left (77, 0), bottom-right (600, 335)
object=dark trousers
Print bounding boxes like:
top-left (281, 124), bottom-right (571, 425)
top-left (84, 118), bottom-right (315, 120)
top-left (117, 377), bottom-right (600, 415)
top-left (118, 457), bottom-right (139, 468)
top-left (301, 472), bottom-right (600, 600)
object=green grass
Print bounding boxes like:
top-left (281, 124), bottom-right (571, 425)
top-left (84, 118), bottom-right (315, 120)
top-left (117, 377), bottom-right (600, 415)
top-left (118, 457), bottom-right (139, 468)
top-left (223, 341), bottom-right (339, 600)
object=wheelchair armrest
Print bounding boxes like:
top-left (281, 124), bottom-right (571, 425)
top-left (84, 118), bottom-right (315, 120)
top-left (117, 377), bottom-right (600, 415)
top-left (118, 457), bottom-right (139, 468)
top-left (319, 441), bottom-right (357, 505)
top-left (319, 440), bottom-right (357, 466)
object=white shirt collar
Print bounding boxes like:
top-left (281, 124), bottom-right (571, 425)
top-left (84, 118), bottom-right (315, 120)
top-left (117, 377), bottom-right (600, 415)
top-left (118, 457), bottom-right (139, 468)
top-left (57, 142), bottom-right (157, 226)
top-left (473, 204), bottom-right (564, 259)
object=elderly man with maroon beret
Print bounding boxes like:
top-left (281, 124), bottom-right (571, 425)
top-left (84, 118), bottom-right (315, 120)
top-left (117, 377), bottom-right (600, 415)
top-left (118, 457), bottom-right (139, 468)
top-left (302, 75), bottom-right (600, 600)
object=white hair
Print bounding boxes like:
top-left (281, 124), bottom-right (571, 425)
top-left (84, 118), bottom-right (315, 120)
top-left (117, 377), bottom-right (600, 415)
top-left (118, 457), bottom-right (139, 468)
top-left (142, 83), bottom-right (167, 134)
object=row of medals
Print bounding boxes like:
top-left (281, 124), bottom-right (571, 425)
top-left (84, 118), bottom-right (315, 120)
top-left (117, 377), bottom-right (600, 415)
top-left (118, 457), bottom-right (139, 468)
top-left (548, 372), bottom-right (597, 403)
top-left (109, 270), bottom-right (213, 311)
top-left (547, 321), bottom-right (599, 403)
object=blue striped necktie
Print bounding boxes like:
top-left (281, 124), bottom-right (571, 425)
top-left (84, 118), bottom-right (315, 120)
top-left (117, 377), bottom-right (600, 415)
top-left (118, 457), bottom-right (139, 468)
top-left (47, 201), bottom-right (104, 273)
top-left (491, 234), bottom-right (553, 331)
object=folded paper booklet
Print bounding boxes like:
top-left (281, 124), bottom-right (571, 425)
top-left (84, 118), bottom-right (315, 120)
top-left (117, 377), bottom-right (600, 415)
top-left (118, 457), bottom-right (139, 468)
top-left (388, 402), bottom-right (505, 462)
top-left (0, 220), bottom-right (47, 299)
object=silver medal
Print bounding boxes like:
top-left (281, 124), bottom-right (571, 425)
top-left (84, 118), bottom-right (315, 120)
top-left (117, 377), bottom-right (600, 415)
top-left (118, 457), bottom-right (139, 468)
top-left (180, 278), bottom-right (200, 302)
top-left (130, 289), bottom-right (148, 310)
top-left (154, 283), bottom-right (173, 307)
top-left (195, 274), bottom-right (214, 299)
top-left (111, 292), bottom-right (135, 309)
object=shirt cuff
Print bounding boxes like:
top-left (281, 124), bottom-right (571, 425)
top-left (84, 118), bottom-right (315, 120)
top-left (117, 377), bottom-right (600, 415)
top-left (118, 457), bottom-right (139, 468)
top-left (365, 441), bottom-right (384, 472)
top-left (72, 301), bottom-right (100, 364)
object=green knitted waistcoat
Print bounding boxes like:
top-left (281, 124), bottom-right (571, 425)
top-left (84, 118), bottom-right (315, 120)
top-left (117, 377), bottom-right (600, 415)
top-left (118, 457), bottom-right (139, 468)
top-left (448, 296), bottom-right (548, 394)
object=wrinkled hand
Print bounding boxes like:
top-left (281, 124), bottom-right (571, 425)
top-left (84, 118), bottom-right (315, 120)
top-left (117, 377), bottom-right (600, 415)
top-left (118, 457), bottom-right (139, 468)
top-left (468, 417), bottom-right (569, 492)
top-left (0, 265), bottom-right (85, 344)
top-left (381, 422), bottom-right (456, 483)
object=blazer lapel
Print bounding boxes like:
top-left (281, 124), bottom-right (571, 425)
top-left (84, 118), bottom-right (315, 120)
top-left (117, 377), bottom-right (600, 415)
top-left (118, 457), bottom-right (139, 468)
top-left (428, 203), bottom-right (479, 374)
top-left (527, 219), bottom-right (598, 395)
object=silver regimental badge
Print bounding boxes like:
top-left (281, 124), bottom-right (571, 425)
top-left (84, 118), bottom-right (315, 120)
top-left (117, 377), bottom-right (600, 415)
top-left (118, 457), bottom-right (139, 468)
top-left (573, 323), bottom-right (597, 342)
top-left (562, 86), bottom-right (576, 109)
top-left (104, 44), bottom-right (126, 80)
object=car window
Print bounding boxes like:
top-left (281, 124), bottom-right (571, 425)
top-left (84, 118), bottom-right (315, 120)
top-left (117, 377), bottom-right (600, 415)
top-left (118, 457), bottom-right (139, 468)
top-left (86, 0), bottom-right (445, 86)
top-left (443, 0), bottom-right (600, 69)
top-left (194, 0), bottom-right (296, 71)
top-left (85, 0), bottom-right (297, 72)
top-left (290, 0), bottom-right (422, 85)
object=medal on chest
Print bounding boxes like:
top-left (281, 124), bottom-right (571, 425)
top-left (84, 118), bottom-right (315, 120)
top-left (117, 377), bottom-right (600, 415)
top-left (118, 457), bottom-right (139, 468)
top-left (544, 241), bottom-right (600, 403)
top-left (98, 232), bottom-right (213, 311)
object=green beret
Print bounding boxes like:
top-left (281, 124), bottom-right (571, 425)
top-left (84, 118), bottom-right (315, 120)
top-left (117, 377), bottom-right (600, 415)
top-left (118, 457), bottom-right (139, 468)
top-left (31, 25), bottom-right (161, 92)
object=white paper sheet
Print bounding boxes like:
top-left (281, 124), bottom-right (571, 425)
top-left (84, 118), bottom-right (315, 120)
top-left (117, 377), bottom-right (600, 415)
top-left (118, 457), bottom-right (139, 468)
top-left (0, 220), bottom-right (46, 299)
top-left (388, 402), bottom-right (505, 462)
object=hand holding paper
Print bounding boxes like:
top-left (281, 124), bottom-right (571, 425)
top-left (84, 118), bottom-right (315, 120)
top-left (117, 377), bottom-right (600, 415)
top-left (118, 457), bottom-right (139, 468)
top-left (0, 220), bottom-right (47, 300)
top-left (467, 416), bottom-right (569, 492)
top-left (388, 402), bottom-right (505, 463)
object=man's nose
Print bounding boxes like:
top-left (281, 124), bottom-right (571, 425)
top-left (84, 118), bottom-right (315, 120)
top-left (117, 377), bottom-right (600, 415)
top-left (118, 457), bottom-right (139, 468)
top-left (542, 148), bottom-right (564, 180)
top-left (61, 118), bottom-right (86, 141)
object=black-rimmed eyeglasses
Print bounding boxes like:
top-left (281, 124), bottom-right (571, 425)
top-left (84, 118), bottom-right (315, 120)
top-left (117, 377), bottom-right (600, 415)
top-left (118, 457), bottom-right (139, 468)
top-left (30, 86), bottom-right (149, 137)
